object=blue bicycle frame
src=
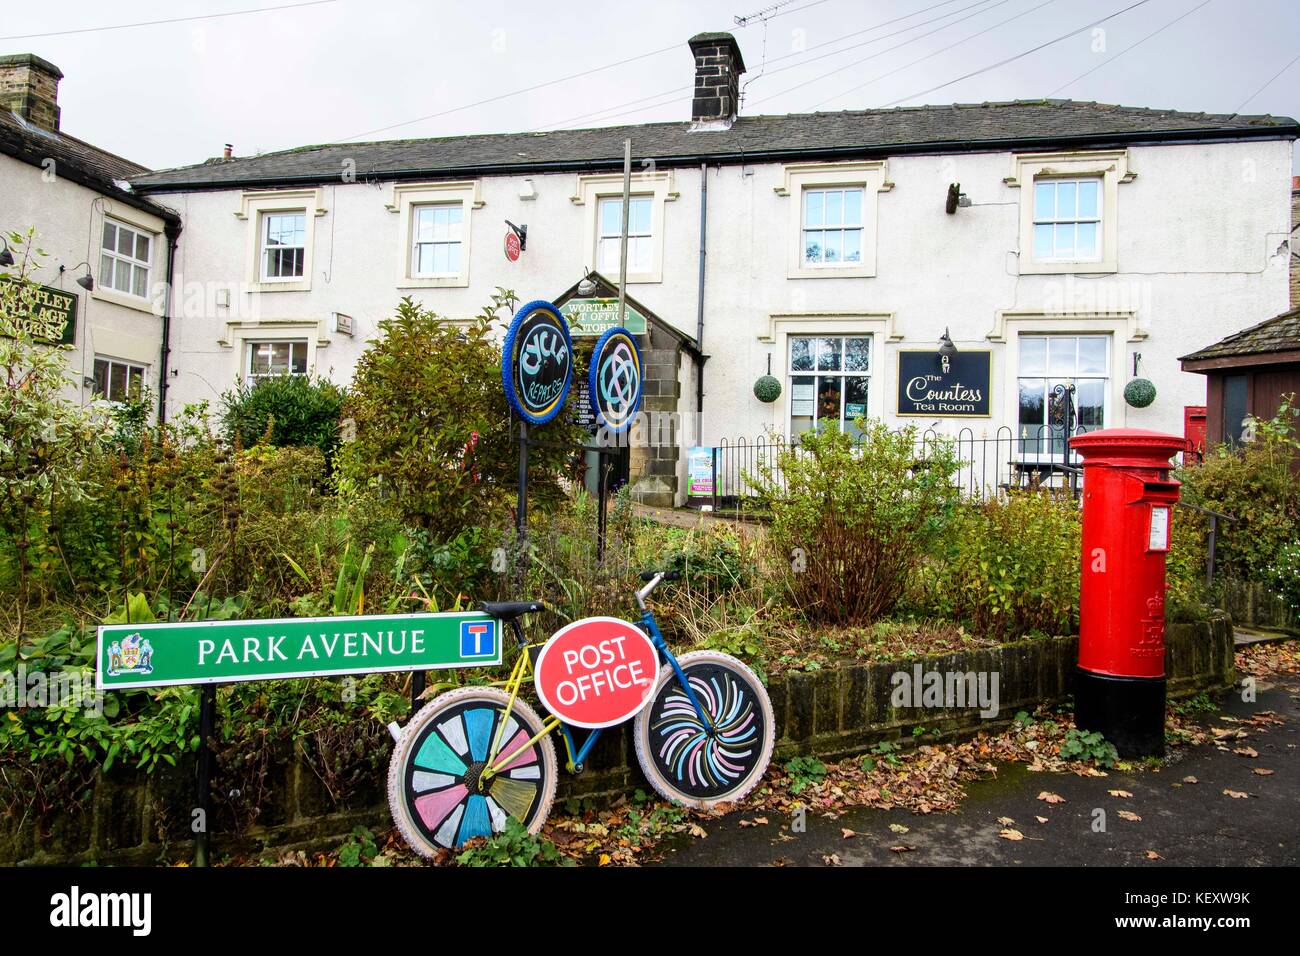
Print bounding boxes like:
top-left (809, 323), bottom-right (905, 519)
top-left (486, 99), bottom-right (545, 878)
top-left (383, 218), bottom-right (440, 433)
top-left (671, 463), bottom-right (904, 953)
top-left (552, 574), bottom-right (712, 772)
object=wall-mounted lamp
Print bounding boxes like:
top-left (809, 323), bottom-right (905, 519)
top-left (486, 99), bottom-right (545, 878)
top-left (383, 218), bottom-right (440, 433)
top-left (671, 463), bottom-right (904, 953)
top-left (576, 269), bottom-right (597, 297)
top-left (938, 327), bottom-right (958, 361)
top-left (0, 237), bottom-right (14, 268)
top-left (945, 182), bottom-right (970, 214)
top-left (61, 261), bottom-right (94, 291)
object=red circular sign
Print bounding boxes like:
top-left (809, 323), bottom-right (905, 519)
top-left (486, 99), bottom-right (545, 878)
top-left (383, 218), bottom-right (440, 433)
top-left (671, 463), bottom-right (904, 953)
top-left (533, 617), bottom-right (660, 728)
top-left (504, 231), bottom-right (521, 262)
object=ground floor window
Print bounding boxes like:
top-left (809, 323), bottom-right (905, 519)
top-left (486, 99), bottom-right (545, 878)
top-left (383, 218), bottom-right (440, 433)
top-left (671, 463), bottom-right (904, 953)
top-left (788, 334), bottom-right (871, 440)
top-left (1017, 334), bottom-right (1108, 457)
top-left (247, 340), bottom-right (308, 383)
top-left (92, 357), bottom-right (146, 402)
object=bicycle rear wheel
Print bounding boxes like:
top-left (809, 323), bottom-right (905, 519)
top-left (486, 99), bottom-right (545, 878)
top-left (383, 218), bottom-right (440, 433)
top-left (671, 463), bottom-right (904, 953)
top-left (632, 650), bottom-right (774, 809)
top-left (387, 686), bottom-right (558, 857)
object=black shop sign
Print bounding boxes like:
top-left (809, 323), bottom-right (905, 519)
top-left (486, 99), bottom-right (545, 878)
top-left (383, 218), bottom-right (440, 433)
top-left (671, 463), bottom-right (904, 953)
top-left (896, 349), bottom-right (991, 418)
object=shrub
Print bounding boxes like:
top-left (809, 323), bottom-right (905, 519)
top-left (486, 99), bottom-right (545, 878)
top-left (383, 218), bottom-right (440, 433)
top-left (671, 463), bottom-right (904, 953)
top-left (914, 490), bottom-right (1080, 639)
top-left (748, 420), bottom-right (960, 624)
top-left (220, 374), bottom-right (346, 465)
top-left (1269, 541), bottom-right (1300, 613)
top-left (338, 292), bottom-right (581, 542)
top-left (1176, 396), bottom-right (1299, 582)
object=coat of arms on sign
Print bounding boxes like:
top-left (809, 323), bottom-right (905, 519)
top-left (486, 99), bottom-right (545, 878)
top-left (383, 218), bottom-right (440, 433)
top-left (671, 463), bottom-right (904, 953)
top-left (107, 633), bottom-right (155, 677)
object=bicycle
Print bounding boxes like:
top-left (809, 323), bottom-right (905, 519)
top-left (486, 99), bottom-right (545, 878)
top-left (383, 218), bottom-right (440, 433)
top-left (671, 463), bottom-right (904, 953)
top-left (387, 570), bottom-right (775, 856)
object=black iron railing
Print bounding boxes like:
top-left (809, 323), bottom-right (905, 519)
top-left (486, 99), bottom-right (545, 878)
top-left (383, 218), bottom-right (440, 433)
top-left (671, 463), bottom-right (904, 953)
top-left (695, 424), bottom-right (1114, 509)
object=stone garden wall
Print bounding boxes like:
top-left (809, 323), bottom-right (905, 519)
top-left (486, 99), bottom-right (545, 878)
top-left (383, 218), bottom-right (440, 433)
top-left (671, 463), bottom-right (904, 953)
top-left (0, 613), bottom-right (1235, 866)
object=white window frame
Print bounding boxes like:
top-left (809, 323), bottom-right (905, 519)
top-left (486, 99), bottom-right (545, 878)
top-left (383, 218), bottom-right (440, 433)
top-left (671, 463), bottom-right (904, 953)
top-left (245, 339), bottom-right (309, 384)
top-left (1031, 177), bottom-right (1103, 264)
top-left (99, 218), bottom-right (153, 299)
top-left (1015, 333), bottom-right (1111, 462)
top-left (90, 203), bottom-right (167, 314)
top-left (410, 203), bottom-right (464, 279)
top-left (259, 211), bottom-right (307, 283)
top-left (92, 356), bottom-right (147, 403)
top-left (572, 171), bottom-right (678, 284)
top-left (776, 161), bottom-right (891, 279)
top-left (235, 189), bottom-right (326, 292)
top-left (786, 334), bottom-right (874, 440)
top-left (388, 181), bottom-right (481, 288)
top-left (1007, 150), bottom-right (1133, 275)
top-left (800, 187), bottom-right (866, 268)
top-left (596, 195), bottom-right (654, 276)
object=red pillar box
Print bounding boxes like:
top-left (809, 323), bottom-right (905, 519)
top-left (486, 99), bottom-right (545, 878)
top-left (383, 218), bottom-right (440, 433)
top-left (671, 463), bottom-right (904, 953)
top-left (1070, 429), bottom-right (1184, 757)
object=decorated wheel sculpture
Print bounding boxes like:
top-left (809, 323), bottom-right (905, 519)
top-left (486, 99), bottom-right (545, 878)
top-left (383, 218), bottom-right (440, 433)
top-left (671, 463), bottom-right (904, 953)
top-left (502, 299), bottom-right (573, 425)
top-left (632, 650), bottom-right (775, 807)
top-left (588, 326), bottom-right (643, 433)
top-left (387, 686), bottom-right (558, 856)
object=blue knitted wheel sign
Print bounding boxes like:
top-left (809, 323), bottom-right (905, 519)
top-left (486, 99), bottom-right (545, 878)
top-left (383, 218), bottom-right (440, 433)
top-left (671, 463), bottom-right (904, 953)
top-left (588, 327), bottom-right (643, 433)
top-left (502, 300), bottom-right (573, 425)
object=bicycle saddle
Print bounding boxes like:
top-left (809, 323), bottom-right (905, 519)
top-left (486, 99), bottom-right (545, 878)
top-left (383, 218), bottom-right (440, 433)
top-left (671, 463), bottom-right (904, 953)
top-left (479, 600), bottom-right (545, 620)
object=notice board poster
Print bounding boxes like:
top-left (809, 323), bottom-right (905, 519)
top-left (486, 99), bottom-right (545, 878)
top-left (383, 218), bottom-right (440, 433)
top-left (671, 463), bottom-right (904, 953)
top-left (896, 349), bottom-right (991, 418)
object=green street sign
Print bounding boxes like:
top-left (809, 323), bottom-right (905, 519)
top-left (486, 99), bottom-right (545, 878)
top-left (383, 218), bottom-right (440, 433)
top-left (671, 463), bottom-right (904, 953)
top-left (559, 298), bottom-right (647, 336)
top-left (96, 611), bottom-right (502, 690)
top-left (0, 279), bottom-right (78, 345)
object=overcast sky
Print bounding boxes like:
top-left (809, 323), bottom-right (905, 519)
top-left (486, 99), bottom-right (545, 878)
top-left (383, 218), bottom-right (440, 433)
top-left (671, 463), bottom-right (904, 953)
top-left (6, 0), bottom-right (1299, 170)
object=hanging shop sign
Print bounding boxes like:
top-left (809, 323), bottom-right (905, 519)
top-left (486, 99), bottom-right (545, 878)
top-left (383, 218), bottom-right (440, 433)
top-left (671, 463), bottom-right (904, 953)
top-left (504, 230), bottom-right (522, 262)
top-left (532, 617), bottom-right (660, 728)
top-left (588, 326), bottom-right (643, 433)
top-left (896, 349), bottom-right (991, 418)
top-left (96, 611), bottom-right (500, 690)
top-left (0, 280), bottom-right (77, 345)
top-left (559, 298), bottom-right (648, 337)
top-left (502, 299), bottom-right (573, 425)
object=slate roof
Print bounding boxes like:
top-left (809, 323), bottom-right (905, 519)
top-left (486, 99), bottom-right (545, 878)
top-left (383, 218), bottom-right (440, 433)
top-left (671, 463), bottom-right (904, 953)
top-left (128, 100), bottom-right (1299, 193)
top-left (1180, 306), bottom-right (1300, 363)
top-left (0, 108), bottom-right (178, 222)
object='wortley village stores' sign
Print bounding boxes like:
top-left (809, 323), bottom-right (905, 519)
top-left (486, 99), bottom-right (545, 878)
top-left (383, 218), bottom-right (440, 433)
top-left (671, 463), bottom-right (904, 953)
top-left (97, 611), bottom-right (501, 689)
top-left (559, 298), bottom-right (648, 336)
top-left (0, 280), bottom-right (77, 345)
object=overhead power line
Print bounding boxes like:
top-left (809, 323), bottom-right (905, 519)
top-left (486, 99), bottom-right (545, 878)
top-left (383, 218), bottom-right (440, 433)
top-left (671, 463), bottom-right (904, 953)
top-left (804, 0), bottom-right (1057, 111)
top-left (0, 0), bottom-right (338, 41)
top-left (1050, 0), bottom-right (1214, 96)
top-left (880, 0), bottom-right (1155, 107)
top-left (1232, 51), bottom-right (1300, 114)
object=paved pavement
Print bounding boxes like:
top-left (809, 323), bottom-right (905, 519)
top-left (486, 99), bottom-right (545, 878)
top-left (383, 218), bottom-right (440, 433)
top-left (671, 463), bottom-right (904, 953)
top-left (658, 675), bottom-right (1299, 867)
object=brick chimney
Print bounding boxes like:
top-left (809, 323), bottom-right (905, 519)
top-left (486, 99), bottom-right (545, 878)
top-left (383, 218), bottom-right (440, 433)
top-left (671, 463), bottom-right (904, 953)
top-left (0, 54), bottom-right (62, 131)
top-left (688, 32), bottom-right (746, 130)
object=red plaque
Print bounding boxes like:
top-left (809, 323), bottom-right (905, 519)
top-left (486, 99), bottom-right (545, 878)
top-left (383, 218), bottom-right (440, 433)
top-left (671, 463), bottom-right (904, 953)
top-left (533, 617), bottom-right (659, 728)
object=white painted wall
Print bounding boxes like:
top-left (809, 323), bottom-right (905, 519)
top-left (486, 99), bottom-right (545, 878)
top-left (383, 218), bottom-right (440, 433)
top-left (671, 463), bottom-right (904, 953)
top-left (141, 136), bottom-right (1292, 499)
top-left (1, 154), bottom-right (175, 408)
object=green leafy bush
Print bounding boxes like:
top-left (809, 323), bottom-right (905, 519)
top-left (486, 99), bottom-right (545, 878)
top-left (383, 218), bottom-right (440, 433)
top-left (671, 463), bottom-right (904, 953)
top-left (749, 420), bottom-right (960, 624)
top-left (1269, 541), bottom-right (1300, 613)
top-left (338, 292), bottom-right (580, 542)
top-left (455, 818), bottom-right (571, 867)
top-left (220, 374), bottom-right (346, 465)
top-left (1059, 728), bottom-right (1118, 768)
top-left (914, 490), bottom-right (1080, 639)
top-left (1176, 397), bottom-right (1299, 582)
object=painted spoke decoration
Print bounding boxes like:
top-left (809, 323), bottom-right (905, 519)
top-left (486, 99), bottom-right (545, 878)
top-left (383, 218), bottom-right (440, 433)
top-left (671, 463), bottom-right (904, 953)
top-left (650, 667), bottom-right (761, 797)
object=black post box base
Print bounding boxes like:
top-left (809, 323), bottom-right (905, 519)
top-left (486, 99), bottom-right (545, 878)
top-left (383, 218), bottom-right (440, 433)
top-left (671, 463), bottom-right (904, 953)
top-left (1073, 668), bottom-right (1166, 758)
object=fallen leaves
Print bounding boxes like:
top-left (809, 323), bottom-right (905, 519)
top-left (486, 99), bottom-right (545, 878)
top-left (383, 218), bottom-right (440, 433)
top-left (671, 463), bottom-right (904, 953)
top-left (999, 828), bottom-right (1024, 841)
top-left (1182, 775), bottom-right (1199, 784)
top-left (1108, 789), bottom-right (1133, 798)
top-left (1117, 810), bottom-right (1142, 822)
top-left (888, 823), bottom-right (910, 834)
top-left (1252, 768), bottom-right (1275, 776)
top-left (1222, 789), bottom-right (1249, 799)
top-left (1145, 850), bottom-right (1162, 860)
top-left (1037, 791), bottom-right (1066, 804)
top-left (1035, 816), bottom-right (1049, 824)
top-left (1233, 747), bottom-right (1259, 758)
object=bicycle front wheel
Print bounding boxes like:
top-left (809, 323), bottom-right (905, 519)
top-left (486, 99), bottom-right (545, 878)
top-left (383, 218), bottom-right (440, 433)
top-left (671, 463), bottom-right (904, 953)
top-left (632, 650), bottom-right (775, 809)
top-left (387, 686), bottom-right (558, 857)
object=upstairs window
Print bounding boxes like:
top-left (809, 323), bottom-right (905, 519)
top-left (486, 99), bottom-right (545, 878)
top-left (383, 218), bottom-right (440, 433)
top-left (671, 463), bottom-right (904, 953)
top-left (260, 212), bottom-right (306, 281)
top-left (1032, 177), bottom-right (1102, 262)
top-left (411, 204), bottom-right (463, 277)
top-left (100, 219), bottom-right (152, 298)
top-left (597, 196), bottom-right (652, 274)
top-left (801, 187), bottom-right (864, 266)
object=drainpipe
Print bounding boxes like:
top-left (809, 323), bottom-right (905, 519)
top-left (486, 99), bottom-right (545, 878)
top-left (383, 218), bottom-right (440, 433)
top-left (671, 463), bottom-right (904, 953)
top-left (695, 162), bottom-right (708, 415)
top-left (158, 220), bottom-right (182, 424)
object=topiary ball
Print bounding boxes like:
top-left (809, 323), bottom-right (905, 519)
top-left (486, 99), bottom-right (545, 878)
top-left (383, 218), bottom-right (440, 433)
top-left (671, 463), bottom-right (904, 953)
top-left (753, 374), bottom-right (782, 403)
top-left (1124, 378), bottom-right (1157, 408)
